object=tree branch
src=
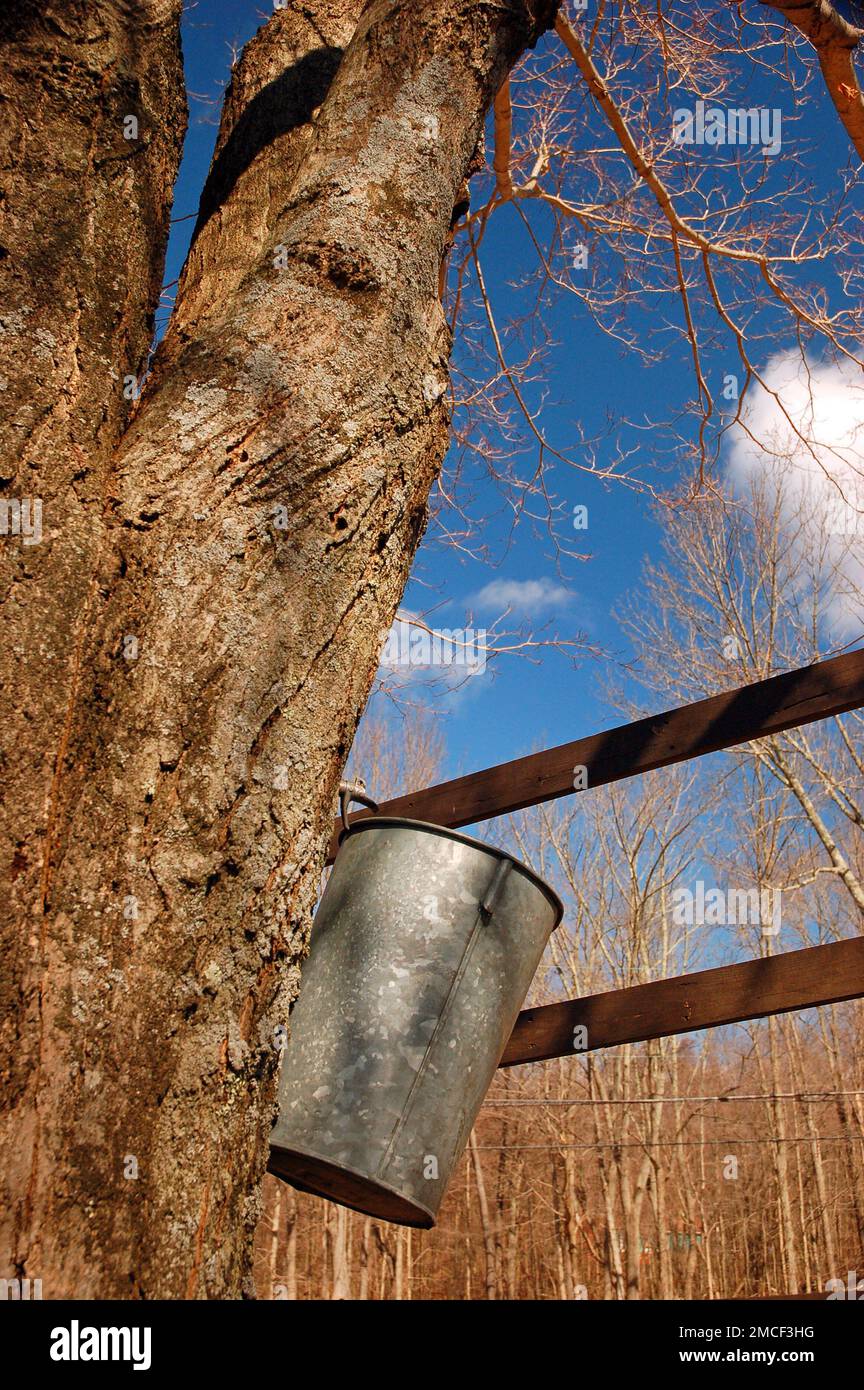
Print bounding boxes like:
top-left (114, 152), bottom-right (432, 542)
top-left (762, 0), bottom-right (864, 161)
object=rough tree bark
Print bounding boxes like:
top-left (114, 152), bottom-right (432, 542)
top-left (0, 0), bottom-right (187, 1294)
top-left (0, 0), bottom-right (558, 1299)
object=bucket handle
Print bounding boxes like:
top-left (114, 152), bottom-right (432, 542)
top-left (337, 779), bottom-right (380, 842)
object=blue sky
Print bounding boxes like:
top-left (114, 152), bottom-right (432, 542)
top-left (164, 1), bottom-right (859, 788)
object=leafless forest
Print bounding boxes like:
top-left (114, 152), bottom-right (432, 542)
top-left (256, 1001), bottom-right (863, 1299)
top-left (255, 480), bottom-right (864, 1299)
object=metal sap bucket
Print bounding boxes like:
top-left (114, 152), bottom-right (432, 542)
top-left (269, 792), bottom-right (562, 1228)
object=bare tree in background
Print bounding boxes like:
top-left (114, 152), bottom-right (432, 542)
top-left (617, 470), bottom-right (864, 924)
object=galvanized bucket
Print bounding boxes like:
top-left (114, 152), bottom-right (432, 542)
top-left (269, 801), bottom-right (563, 1228)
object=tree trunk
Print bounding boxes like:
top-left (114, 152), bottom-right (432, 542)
top-left (329, 1205), bottom-right (352, 1300)
top-left (358, 1217), bottom-right (371, 1301)
top-left (469, 1129), bottom-right (498, 1299)
top-left (760, 1015), bottom-right (801, 1294)
top-left (0, 0), bottom-right (557, 1298)
top-left (281, 1184), bottom-right (298, 1300)
top-left (267, 1181), bottom-right (282, 1297)
top-left (0, 0), bottom-right (187, 1296)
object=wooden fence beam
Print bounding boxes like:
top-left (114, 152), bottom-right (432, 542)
top-left (499, 937), bottom-right (864, 1067)
top-left (328, 648), bottom-right (864, 860)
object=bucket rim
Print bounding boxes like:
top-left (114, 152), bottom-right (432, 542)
top-left (341, 815), bottom-right (564, 929)
top-left (268, 1140), bottom-right (438, 1228)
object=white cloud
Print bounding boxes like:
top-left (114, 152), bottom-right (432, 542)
top-left (470, 576), bottom-right (574, 616)
top-left (725, 350), bottom-right (864, 638)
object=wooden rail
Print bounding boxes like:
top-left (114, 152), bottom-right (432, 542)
top-left (328, 648), bottom-right (864, 860)
top-left (499, 937), bottom-right (864, 1067)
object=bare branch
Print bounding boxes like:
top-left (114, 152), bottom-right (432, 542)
top-left (762, 0), bottom-right (864, 161)
top-left (493, 78), bottom-right (515, 197)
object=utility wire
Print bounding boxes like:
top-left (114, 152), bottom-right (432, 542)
top-left (482, 1089), bottom-right (864, 1106)
top-left (476, 1135), bottom-right (860, 1150)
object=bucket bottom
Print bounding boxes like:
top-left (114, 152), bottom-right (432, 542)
top-left (267, 1143), bottom-right (437, 1229)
